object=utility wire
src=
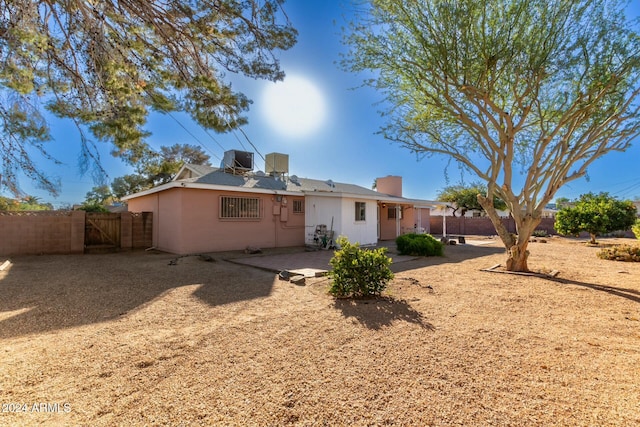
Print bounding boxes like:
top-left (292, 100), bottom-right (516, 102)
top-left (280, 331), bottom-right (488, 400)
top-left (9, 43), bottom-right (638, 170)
top-left (610, 177), bottom-right (640, 199)
top-left (166, 112), bottom-right (223, 162)
top-left (235, 127), bottom-right (270, 169)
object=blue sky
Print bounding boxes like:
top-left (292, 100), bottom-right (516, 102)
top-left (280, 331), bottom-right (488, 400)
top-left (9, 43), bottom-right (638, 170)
top-left (11, 0), bottom-right (640, 207)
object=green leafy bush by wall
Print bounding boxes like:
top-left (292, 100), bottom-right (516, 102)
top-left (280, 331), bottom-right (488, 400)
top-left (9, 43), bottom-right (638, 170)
top-left (395, 233), bottom-right (444, 257)
top-left (597, 245), bottom-right (640, 262)
top-left (328, 236), bottom-right (394, 298)
top-left (532, 229), bottom-right (549, 237)
top-left (632, 219), bottom-right (640, 240)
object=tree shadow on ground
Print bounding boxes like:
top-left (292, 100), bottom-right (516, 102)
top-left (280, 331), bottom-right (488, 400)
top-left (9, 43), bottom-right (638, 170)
top-left (333, 297), bottom-right (435, 331)
top-left (229, 242), bottom-right (507, 276)
top-left (0, 253), bottom-right (275, 339)
top-left (551, 277), bottom-right (640, 304)
top-left (390, 243), bottom-right (505, 274)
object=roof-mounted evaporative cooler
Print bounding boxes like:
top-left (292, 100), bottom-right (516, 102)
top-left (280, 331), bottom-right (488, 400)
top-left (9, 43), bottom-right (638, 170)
top-left (265, 152), bottom-right (289, 176)
top-left (222, 150), bottom-right (254, 174)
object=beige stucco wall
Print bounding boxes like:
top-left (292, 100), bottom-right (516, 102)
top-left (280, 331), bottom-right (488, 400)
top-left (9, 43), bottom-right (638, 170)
top-left (416, 208), bottom-right (431, 233)
top-left (128, 188), bottom-right (305, 254)
top-left (379, 205), bottom-right (432, 240)
top-left (379, 204), bottom-right (401, 240)
top-left (126, 189), bottom-right (183, 252)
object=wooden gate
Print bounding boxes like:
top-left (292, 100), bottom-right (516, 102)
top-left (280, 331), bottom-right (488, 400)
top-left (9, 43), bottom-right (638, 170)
top-left (85, 213), bottom-right (121, 252)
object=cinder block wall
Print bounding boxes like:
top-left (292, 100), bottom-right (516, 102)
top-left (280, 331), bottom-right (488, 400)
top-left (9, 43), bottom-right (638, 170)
top-left (429, 216), bottom-right (558, 236)
top-left (0, 211), bottom-right (85, 256)
top-left (0, 211), bottom-right (153, 256)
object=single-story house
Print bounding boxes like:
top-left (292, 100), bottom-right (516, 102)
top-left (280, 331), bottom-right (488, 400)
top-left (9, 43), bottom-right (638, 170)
top-left (123, 151), bottom-right (442, 254)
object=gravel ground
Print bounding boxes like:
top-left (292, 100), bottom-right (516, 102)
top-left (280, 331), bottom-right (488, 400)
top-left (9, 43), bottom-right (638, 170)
top-left (0, 236), bottom-right (639, 426)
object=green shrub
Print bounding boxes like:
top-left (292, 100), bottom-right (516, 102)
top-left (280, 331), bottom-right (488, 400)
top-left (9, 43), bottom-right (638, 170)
top-left (554, 192), bottom-right (637, 244)
top-left (597, 245), bottom-right (640, 262)
top-left (532, 229), bottom-right (548, 237)
top-left (328, 236), bottom-right (394, 298)
top-left (78, 202), bottom-right (109, 212)
top-left (633, 219), bottom-right (640, 240)
top-left (395, 233), bottom-right (444, 257)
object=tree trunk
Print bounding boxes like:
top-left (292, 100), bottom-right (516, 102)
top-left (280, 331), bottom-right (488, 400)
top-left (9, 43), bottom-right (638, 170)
top-left (589, 233), bottom-right (597, 244)
top-left (477, 194), bottom-right (515, 247)
top-left (505, 235), bottom-right (530, 272)
top-left (478, 195), bottom-right (540, 272)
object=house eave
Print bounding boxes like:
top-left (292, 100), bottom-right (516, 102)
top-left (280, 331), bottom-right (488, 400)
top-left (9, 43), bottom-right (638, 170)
top-left (303, 191), bottom-right (444, 209)
top-left (122, 181), bottom-right (303, 201)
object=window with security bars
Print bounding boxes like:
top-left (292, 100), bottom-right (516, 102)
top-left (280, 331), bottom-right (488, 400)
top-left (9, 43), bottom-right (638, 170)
top-left (355, 201), bottom-right (366, 221)
top-left (293, 199), bottom-right (304, 213)
top-left (220, 196), bottom-right (261, 219)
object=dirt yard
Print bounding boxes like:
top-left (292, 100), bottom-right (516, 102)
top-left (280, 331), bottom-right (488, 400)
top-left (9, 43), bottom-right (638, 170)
top-left (0, 236), bottom-right (639, 426)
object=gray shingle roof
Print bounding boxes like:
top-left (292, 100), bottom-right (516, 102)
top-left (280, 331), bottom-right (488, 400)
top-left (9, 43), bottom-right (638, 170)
top-left (193, 170), bottom-right (289, 191)
top-left (146, 164), bottom-right (440, 207)
top-left (286, 177), bottom-right (381, 197)
top-left (185, 167), bottom-right (386, 197)
top-left (174, 164), bottom-right (219, 180)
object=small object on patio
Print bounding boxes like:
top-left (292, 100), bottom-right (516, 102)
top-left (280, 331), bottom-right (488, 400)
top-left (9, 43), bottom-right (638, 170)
top-left (199, 254), bottom-right (215, 262)
top-left (244, 246), bottom-right (262, 254)
top-left (278, 270), bottom-right (291, 281)
top-left (0, 260), bottom-right (11, 271)
top-left (448, 239), bottom-right (457, 245)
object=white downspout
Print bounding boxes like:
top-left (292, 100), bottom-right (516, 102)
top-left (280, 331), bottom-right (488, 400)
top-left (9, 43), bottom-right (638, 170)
top-left (443, 207), bottom-right (447, 238)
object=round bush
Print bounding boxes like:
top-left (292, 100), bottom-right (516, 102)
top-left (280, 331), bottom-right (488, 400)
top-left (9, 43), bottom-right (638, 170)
top-left (328, 236), bottom-right (394, 298)
top-left (395, 233), bottom-right (444, 256)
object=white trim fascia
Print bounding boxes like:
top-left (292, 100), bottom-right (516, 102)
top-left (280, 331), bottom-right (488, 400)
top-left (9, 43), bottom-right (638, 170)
top-left (302, 190), bottom-right (379, 200)
top-left (122, 181), bottom-right (302, 201)
top-left (303, 190), bottom-right (443, 209)
top-left (172, 164), bottom-right (191, 181)
top-left (377, 196), bottom-right (445, 208)
top-left (122, 181), bottom-right (448, 207)
top-left (121, 181), bottom-right (179, 200)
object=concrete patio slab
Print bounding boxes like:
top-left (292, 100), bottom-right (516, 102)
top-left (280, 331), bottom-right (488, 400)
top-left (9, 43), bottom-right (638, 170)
top-left (228, 247), bottom-right (417, 277)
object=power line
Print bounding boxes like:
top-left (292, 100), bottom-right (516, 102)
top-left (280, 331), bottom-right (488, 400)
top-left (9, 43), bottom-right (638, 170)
top-left (165, 112), bottom-right (223, 162)
top-left (203, 126), bottom-right (244, 153)
top-left (235, 127), bottom-right (266, 164)
top-left (166, 111), bottom-right (271, 173)
top-left (610, 178), bottom-right (640, 199)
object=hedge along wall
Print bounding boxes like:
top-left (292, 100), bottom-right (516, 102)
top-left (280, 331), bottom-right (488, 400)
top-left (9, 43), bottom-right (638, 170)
top-left (0, 211), bottom-right (152, 256)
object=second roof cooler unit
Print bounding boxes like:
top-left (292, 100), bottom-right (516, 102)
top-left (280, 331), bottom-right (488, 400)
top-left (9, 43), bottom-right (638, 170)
top-left (265, 152), bottom-right (289, 176)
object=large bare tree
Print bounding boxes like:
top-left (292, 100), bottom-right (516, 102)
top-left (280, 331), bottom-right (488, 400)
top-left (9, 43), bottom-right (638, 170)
top-left (0, 0), bottom-right (296, 196)
top-left (343, 0), bottom-right (640, 271)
